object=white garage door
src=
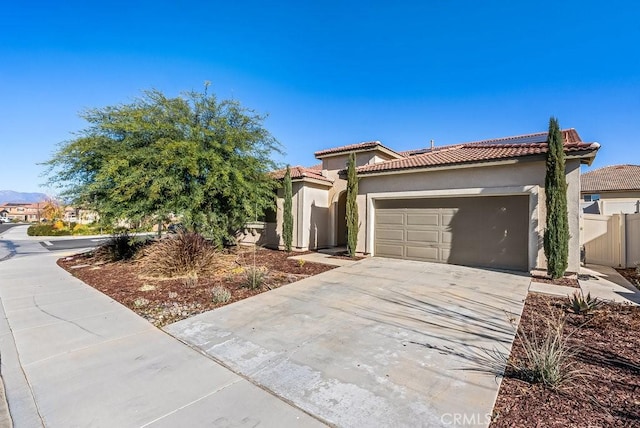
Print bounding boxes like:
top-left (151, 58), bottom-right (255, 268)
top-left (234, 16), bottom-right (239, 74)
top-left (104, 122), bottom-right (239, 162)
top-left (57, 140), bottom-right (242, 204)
top-left (374, 196), bottom-right (529, 271)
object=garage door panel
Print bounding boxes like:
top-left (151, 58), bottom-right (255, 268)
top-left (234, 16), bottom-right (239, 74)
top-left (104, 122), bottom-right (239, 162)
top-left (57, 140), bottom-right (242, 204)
top-left (377, 213), bottom-right (405, 225)
top-left (406, 246), bottom-right (438, 261)
top-left (375, 196), bottom-right (528, 271)
top-left (441, 213), bottom-right (455, 227)
top-left (406, 230), bottom-right (439, 243)
top-left (406, 213), bottom-right (439, 226)
top-left (376, 229), bottom-right (404, 241)
top-left (375, 244), bottom-right (404, 257)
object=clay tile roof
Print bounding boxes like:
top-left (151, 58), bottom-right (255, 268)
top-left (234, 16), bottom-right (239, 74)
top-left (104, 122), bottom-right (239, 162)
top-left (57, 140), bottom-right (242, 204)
top-left (271, 165), bottom-right (333, 183)
top-left (357, 129), bottom-right (598, 174)
top-left (314, 141), bottom-right (402, 158)
top-left (581, 165), bottom-right (640, 192)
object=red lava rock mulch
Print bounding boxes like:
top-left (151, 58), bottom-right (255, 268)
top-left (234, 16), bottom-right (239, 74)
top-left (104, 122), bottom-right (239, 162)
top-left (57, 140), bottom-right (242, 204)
top-left (58, 247), bottom-right (336, 327)
top-left (616, 268), bottom-right (640, 290)
top-left (491, 293), bottom-right (640, 427)
top-left (530, 271), bottom-right (580, 288)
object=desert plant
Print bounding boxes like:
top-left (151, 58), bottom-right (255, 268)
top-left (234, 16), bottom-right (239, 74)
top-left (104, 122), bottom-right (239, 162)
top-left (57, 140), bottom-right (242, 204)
top-left (243, 266), bottom-right (268, 290)
top-left (95, 232), bottom-right (141, 261)
top-left (506, 310), bottom-right (581, 389)
top-left (183, 272), bottom-right (199, 288)
top-left (297, 258), bottom-right (306, 268)
top-left (211, 286), bottom-right (232, 304)
top-left (137, 232), bottom-right (219, 278)
top-left (567, 291), bottom-right (602, 315)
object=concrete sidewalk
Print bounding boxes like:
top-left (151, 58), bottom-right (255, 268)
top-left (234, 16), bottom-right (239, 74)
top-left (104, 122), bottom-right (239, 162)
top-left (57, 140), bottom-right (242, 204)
top-left (0, 227), bottom-right (325, 427)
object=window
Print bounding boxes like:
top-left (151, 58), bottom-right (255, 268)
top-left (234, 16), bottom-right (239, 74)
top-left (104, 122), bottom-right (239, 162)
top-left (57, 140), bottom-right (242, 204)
top-left (584, 194), bottom-right (600, 202)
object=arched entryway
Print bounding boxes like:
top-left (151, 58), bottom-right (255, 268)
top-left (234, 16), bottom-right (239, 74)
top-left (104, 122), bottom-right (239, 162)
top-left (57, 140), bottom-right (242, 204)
top-left (336, 191), bottom-right (347, 246)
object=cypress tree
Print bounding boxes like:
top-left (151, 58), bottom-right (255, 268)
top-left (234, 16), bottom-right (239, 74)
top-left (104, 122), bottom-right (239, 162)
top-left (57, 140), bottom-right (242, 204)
top-left (346, 152), bottom-right (359, 257)
top-left (543, 117), bottom-right (569, 278)
top-left (283, 166), bottom-right (293, 252)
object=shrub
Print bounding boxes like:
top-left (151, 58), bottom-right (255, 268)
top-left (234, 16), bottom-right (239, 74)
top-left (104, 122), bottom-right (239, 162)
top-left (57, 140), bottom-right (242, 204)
top-left (27, 224), bottom-right (72, 236)
top-left (27, 224), bottom-right (53, 236)
top-left (211, 286), bottom-right (232, 304)
top-left (243, 266), bottom-right (268, 290)
top-left (95, 232), bottom-right (141, 262)
top-left (73, 223), bottom-right (89, 234)
top-left (566, 291), bottom-right (602, 315)
top-left (52, 220), bottom-right (65, 230)
top-left (182, 272), bottom-right (198, 288)
top-left (506, 311), bottom-right (581, 389)
top-left (137, 232), bottom-right (219, 278)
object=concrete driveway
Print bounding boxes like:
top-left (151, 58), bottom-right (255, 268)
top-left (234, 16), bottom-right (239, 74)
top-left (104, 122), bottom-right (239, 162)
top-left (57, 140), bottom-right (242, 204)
top-left (166, 257), bottom-right (531, 428)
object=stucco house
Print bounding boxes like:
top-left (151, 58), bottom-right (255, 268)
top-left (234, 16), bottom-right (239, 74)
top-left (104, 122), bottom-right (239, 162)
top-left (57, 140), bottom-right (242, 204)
top-left (0, 202), bottom-right (43, 222)
top-left (581, 165), bottom-right (640, 215)
top-left (243, 129), bottom-right (599, 273)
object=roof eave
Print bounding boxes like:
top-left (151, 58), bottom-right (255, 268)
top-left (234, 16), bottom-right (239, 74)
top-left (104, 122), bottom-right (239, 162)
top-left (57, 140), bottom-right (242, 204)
top-left (357, 158), bottom-right (523, 177)
top-left (315, 144), bottom-right (404, 160)
top-left (566, 144), bottom-right (600, 166)
top-left (291, 177), bottom-right (334, 187)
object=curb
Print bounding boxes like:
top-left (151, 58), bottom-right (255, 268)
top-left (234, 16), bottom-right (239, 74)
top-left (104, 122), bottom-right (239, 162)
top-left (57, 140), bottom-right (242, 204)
top-left (0, 374), bottom-right (13, 428)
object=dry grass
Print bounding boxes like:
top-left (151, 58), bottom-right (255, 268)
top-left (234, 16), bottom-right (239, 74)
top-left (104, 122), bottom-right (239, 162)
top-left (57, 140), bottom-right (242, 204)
top-left (136, 232), bottom-right (222, 279)
top-left (506, 308), bottom-right (583, 389)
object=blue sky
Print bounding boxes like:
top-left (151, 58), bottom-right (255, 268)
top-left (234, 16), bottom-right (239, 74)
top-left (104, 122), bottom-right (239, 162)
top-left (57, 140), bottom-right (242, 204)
top-left (1, 0), bottom-right (639, 193)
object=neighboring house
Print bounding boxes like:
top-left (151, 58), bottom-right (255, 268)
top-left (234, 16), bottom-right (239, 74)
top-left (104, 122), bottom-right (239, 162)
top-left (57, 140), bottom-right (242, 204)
top-left (242, 129), bottom-right (599, 273)
top-left (0, 202), bottom-right (98, 224)
top-left (0, 202), bottom-right (44, 222)
top-left (581, 165), bottom-right (640, 214)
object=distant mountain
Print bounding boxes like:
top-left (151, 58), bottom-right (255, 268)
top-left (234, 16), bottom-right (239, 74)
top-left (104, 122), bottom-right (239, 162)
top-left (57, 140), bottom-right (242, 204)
top-left (0, 190), bottom-right (49, 204)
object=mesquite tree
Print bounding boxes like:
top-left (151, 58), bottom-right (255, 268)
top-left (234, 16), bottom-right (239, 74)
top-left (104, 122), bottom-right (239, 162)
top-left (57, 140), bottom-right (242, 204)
top-left (346, 152), bottom-right (359, 257)
top-left (44, 86), bottom-right (280, 247)
top-left (543, 117), bottom-right (569, 278)
top-left (283, 166), bottom-right (293, 252)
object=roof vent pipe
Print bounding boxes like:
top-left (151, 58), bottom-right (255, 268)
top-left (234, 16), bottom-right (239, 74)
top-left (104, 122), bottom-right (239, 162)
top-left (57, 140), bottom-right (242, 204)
top-left (430, 139), bottom-right (434, 150)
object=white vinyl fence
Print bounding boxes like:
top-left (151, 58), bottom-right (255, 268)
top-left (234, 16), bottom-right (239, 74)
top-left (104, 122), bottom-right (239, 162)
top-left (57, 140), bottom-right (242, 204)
top-left (581, 213), bottom-right (640, 268)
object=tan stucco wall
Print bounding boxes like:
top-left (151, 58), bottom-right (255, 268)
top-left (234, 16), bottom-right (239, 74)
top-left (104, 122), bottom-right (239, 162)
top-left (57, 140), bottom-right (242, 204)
top-left (356, 159), bottom-right (583, 272)
top-left (301, 183), bottom-right (330, 249)
top-left (565, 159), bottom-right (581, 271)
top-left (262, 181), bottom-right (330, 251)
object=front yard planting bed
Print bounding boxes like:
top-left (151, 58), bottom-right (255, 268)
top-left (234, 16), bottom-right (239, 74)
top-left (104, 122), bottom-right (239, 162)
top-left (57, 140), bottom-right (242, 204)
top-left (59, 247), bottom-right (336, 327)
top-left (491, 293), bottom-right (640, 427)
